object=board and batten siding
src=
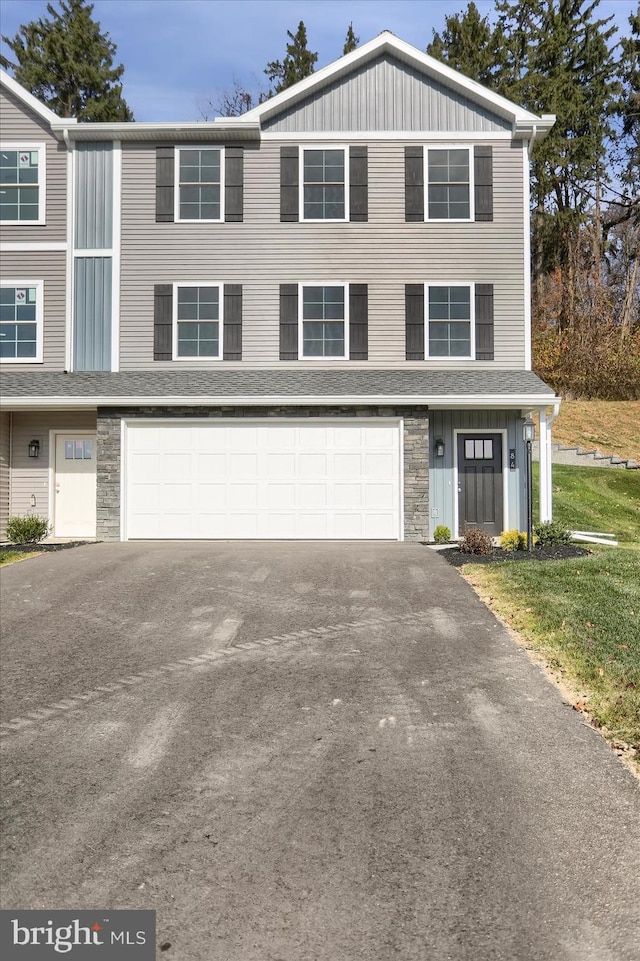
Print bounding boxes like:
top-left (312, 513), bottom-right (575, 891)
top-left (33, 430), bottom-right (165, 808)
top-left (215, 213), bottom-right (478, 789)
top-left (9, 412), bottom-right (97, 522)
top-left (0, 87), bottom-right (67, 244)
top-left (0, 250), bottom-right (67, 371)
top-left (118, 138), bottom-right (526, 370)
top-left (0, 412), bottom-right (10, 539)
top-left (428, 409), bottom-right (526, 540)
top-left (262, 54), bottom-right (511, 134)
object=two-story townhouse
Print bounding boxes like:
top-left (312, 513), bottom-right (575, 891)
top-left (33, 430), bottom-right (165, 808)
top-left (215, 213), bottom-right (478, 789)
top-left (0, 32), bottom-right (559, 544)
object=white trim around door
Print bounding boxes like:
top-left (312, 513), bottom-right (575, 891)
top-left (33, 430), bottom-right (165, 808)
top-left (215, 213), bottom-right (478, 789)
top-left (452, 427), bottom-right (508, 538)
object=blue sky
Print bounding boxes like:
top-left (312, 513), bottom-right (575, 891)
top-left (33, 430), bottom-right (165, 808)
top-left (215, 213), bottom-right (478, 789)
top-left (1, 0), bottom-right (635, 121)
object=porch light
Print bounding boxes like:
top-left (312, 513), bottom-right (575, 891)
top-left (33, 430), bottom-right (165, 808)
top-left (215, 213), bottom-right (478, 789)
top-left (523, 418), bottom-right (536, 443)
top-left (28, 439), bottom-right (40, 458)
top-left (434, 439), bottom-right (445, 458)
top-left (523, 418), bottom-right (535, 551)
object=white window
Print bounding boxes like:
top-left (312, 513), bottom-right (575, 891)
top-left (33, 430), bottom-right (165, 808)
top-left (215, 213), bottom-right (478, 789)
top-left (175, 147), bottom-right (224, 222)
top-left (426, 147), bottom-right (472, 221)
top-left (0, 143), bottom-right (46, 225)
top-left (299, 284), bottom-right (348, 359)
top-left (0, 280), bottom-right (44, 363)
top-left (173, 284), bottom-right (222, 359)
top-left (301, 148), bottom-right (348, 221)
top-left (426, 284), bottom-right (474, 359)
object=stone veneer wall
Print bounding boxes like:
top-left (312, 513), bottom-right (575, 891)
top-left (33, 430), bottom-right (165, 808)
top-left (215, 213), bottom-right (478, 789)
top-left (96, 406), bottom-right (429, 542)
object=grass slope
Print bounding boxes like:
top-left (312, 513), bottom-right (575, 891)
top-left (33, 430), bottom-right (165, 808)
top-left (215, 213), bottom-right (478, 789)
top-left (533, 463), bottom-right (640, 543)
top-left (465, 549), bottom-right (640, 765)
top-left (541, 400), bottom-right (640, 463)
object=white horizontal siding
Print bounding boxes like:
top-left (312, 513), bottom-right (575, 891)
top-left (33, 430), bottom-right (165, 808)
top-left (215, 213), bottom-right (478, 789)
top-left (0, 250), bottom-right (67, 370)
top-left (0, 88), bottom-right (67, 243)
top-left (119, 139), bottom-right (526, 370)
top-left (9, 412), bottom-right (97, 522)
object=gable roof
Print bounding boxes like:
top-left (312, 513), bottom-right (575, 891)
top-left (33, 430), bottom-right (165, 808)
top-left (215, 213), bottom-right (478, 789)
top-left (238, 31), bottom-right (555, 141)
top-left (0, 67), bottom-right (76, 126)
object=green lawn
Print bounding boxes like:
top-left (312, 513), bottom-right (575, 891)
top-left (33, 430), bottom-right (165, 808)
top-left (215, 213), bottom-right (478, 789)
top-left (533, 463), bottom-right (640, 544)
top-left (465, 549), bottom-right (640, 764)
top-left (0, 550), bottom-right (40, 566)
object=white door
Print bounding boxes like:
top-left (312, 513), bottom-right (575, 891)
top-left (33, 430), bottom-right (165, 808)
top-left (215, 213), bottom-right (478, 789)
top-left (54, 434), bottom-right (97, 537)
top-left (125, 421), bottom-right (402, 540)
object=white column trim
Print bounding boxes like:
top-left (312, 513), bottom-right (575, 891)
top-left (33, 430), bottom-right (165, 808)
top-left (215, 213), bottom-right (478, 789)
top-left (523, 141), bottom-right (532, 370)
top-left (111, 140), bottom-right (122, 372)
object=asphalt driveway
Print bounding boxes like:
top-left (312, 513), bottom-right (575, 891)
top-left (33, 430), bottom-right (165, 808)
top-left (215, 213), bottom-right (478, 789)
top-left (1, 541), bottom-right (639, 960)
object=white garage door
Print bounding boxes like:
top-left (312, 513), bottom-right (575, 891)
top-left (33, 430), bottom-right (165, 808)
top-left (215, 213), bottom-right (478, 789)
top-left (124, 420), bottom-right (402, 540)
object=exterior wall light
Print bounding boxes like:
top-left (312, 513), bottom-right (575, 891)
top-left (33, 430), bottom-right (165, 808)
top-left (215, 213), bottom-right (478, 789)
top-left (434, 439), bottom-right (445, 458)
top-left (28, 439), bottom-right (40, 458)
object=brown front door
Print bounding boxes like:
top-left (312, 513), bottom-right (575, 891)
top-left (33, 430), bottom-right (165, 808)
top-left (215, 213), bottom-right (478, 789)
top-left (457, 434), bottom-right (503, 537)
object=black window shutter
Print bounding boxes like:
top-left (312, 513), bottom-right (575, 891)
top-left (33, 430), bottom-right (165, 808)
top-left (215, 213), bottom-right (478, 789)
top-left (349, 146), bottom-right (368, 222)
top-left (156, 147), bottom-right (174, 223)
top-left (349, 284), bottom-right (368, 359)
top-left (280, 146), bottom-right (299, 222)
top-left (154, 284), bottom-right (173, 360)
top-left (475, 283), bottom-right (494, 360)
top-left (223, 284), bottom-right (242, 360)
top-left (279, 284), bottom-right (298, 359)
top-left (405, 284), bottom-right (425, 359)
top-left (405, 146), bottom-right (424, 222)
top-left (474, 146), bottom-right (493, 222)
top-left (225, 147), bottom-right (244, 222)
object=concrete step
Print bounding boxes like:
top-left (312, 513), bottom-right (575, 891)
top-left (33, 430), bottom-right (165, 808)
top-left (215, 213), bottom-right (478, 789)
top-left (533, 441), bottom-right (639, 470)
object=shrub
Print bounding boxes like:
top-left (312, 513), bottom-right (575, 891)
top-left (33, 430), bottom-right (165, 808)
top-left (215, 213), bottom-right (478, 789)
top-left (500, 529), bottom-right (527, 551)
top-left (6, 514), bottom-right (51, 545)
top-left (433, 525), bottom-right (451, 543)
top-left (534, 520), bottom-right (572, 546)
top-left (459, 527), bottom-right (494, 555)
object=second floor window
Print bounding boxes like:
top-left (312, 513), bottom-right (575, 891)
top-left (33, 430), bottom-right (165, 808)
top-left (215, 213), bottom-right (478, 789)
top-left (177, 147), bottom-right (222, 221)
top-left (427, 285), bottom-right (472, 358)
top-left (300, 284), bottom-right (348, 358)
top-left (302, 148), bottom-right (347, 221)
top-left (0, 281), bottom-right (43, 362)
top-left (174, 284), bottom-right (221, 358)
top-left (0, 144), bottom-right (44, 224)
top-left (427, 148), bottom-right (470, 220)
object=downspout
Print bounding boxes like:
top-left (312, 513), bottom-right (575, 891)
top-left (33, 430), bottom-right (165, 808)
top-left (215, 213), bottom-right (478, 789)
top-left (62, 127), bottom-right (74, 372)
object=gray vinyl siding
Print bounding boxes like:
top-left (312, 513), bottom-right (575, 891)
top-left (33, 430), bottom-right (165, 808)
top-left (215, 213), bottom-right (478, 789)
top-left (263, 55), bottom-right (511, 133)
top-left (75, 142), bottom-right (113, 249)
top-left (0, 249), bottom-right (66, 370)
top-left (74, 257), bottom-right (112, 371)
top-left (118, 138), bottom-right (526, 370)
top-left (0, 411), bottom-right (10, 538)
top-left (8, 411), bottom-right (97, 522)
top-left (428, 409), bottom-right (526, 539)
top-left (0, 87), bottom-right (67, 243)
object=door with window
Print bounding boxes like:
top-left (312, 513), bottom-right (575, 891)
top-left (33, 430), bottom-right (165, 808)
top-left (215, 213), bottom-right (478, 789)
top-left (457, 434), bottom-right (503, 537)
top-left (54, 434), bottom-right (97, 537)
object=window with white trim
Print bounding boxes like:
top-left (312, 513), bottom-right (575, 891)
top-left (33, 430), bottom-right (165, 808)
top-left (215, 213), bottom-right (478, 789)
top-left (300, 284), bottom-right (348, 358)
top-left (427, 285), bottom-right (473, 358)
top-left (301, 148), bottom-right (347, 221)
top-left (0, 281), bottom-right (43, 362)
top-left (176, 147), bottom-right (223, 221)
top-left (0, 144), bottom-right (45, 224)
top-left (427, 148), bottom-right (471, 220)
top-left (173, 284), bottom-right (222, 359)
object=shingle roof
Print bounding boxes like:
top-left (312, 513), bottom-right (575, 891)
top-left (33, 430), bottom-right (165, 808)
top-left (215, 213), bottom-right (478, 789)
top-left (0, 369), bottom-right (555, 405)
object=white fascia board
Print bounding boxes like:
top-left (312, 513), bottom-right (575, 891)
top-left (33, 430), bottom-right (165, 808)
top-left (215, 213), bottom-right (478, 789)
top-left (52, 120), bottom-right (261, 141)
top-left (239, 31), bottom-right (548, 129)
top-left (0, 68), bottom-right (71, 126)
top-left (1, 393), bottom-right (560, 411)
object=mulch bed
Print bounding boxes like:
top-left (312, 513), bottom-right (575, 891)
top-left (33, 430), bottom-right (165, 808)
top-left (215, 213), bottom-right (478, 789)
top-left (0, 541), bottom-right (99, 554)
top-left (438, 544), bottom-right (592, 567)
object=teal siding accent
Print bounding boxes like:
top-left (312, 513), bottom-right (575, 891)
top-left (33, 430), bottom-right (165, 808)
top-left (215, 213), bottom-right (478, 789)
top-left (75, 142), bottom-right (113, 249)
top-left (428, 410), bottom-right (527, 539)
top-left (73, 257), bottom-right (112, 371)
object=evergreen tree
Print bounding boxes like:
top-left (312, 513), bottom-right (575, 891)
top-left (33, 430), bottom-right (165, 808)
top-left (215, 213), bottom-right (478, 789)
top-left (343, 22), bottom-right (360, 55)
top-left (427, 1), bottom-right (504, 87)
top-left (1, 0), bottom-right (132, 120)
top-left (265, 21), bottom-right (318, 95)
top-left (617, 4), bottom-right (640, 209)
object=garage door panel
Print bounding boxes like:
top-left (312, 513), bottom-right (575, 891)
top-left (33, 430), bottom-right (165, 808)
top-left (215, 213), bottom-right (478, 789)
top-left (125, 421), bottom-right (401, 540)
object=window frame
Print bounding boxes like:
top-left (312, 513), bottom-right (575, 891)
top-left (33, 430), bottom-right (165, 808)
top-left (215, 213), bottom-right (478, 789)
top-left (298, 282), bottom-right (349, 360)
top-left (299, 146), bottom-right (349, 223)
top-left (174, 145), bottom-right (225, 223)
top-left (425, 145), bottom-right (474, 223)
top-left (172, 282), bottom-right (224, 361)
top-left (424, 281), bottom-right (475, 361)
top-left (0, 142), bottom-right (46, 226)
top-left (0, 278), bottom-right (44, 364)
